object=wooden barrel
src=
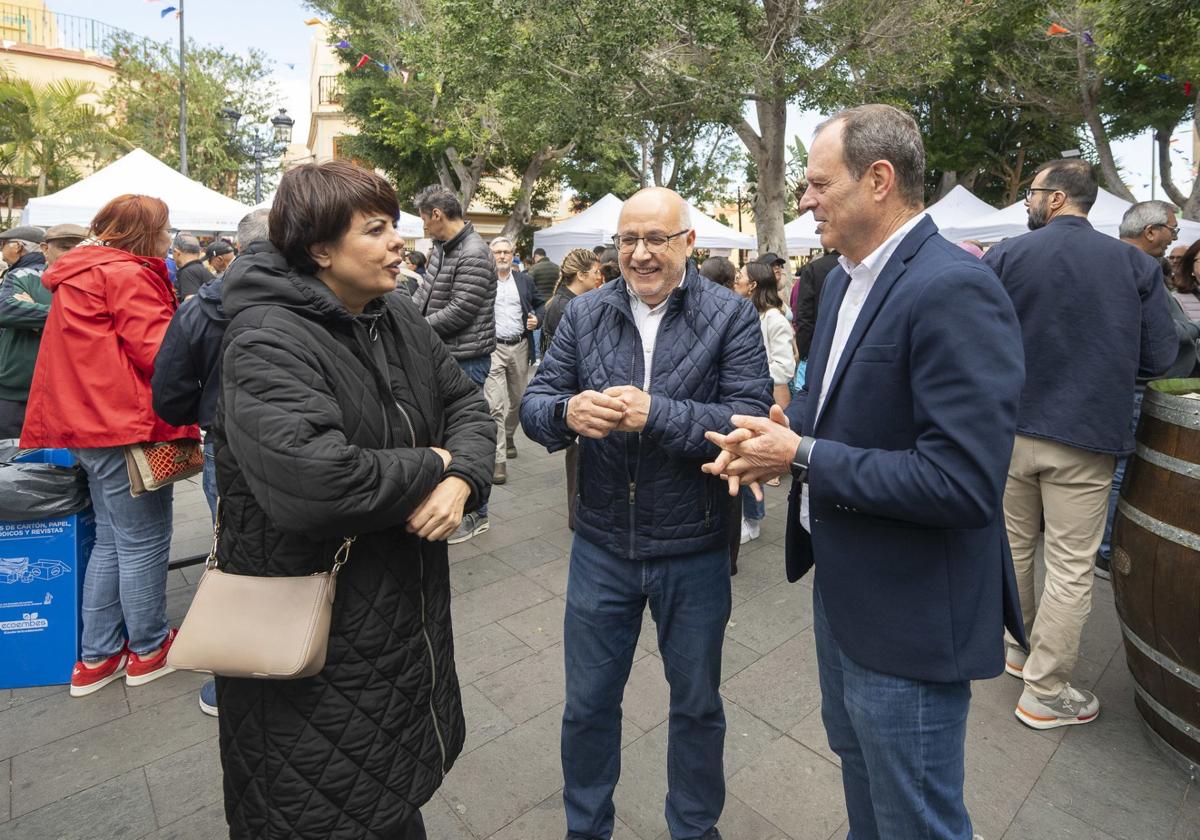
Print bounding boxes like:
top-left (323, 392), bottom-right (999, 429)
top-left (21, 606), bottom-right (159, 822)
top-left (1112, 379), bottom-right (1200, 778)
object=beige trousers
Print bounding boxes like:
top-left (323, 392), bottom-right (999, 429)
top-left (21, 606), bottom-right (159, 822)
top-left (1003, 434), bottom-right (1114, 697)
top-left (484, 340), bottom-right (530, 465)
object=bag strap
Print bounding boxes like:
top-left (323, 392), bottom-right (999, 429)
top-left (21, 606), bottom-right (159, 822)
top-left (204, 496), bottom-right (356, 577)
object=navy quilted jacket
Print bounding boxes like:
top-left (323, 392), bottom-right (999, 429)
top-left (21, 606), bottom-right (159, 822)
top-left (521, 267), bottom-right (772, 558)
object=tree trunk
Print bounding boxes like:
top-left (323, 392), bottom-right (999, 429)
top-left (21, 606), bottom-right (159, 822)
top-left (935, 170), bottom-right (958, 200)
top-left (498, 141), bottom-right (576, 242)
top-left (734, 93), bottom-right (788, 258)
top-left (1155, 121), bottom-right (1200, 221)
top-left (443, 146), bottom-right (488, 211)
top-left (1075, 37), bottom-right (1135, 202)
top-left (36, 171), bottom-right (47, 197)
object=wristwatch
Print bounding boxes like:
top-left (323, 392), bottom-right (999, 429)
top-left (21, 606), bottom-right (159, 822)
top-left (553, 396), bottom-right (572, 431)
top-left (790, 435), bottom-right (816, 483)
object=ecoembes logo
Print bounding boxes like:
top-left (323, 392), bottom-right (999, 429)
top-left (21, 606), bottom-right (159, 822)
top-left (0, 612), bottom-right (48, 633)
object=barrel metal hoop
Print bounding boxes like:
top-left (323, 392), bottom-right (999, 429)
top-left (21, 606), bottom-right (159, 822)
top-left (1141, 395), bottom-right (1200, 429)
top-left (1135, 443), bottom-right (1200, 480)
top-left (1118, 499), bottom-right (1200, 552)
top-left (1136, 717), bottom-right (1198, 779)
top-left (1120, 622), bottom-right (1200, 691)
top-left (1132, 682), bottom-right (1200, 746)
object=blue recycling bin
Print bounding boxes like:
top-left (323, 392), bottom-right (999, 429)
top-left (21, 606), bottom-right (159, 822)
top-left (0, 449), bottom-right (95, 689)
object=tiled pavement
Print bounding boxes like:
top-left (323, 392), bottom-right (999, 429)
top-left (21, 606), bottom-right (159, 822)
top-left (2, 430), bottom-right (1198, 839)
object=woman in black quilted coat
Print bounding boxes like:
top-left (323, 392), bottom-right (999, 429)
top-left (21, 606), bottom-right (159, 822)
top-left (209, 160), bottom-right (494, 840)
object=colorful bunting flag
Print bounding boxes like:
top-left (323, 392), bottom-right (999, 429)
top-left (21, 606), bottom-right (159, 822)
top-left (1156, 73), bottom-right (1174, 82)
top-left (1186, 81), bottom-right (1193, 97)
top-left (285, 63), bottom-right (296, 70)
top-left (1046, 23), bottom-right (1070, 36)
top-left (1135, 63), bottom-right (1149, 74)
top-left (374, 61), bottom-right (391, 71)
top-left (1081, 30), bottom-right (1095, 46)
top-left (353, 54), bottom-right (370, 71)
top-left (336, 40), bottom-right (351, 49)
top-left (304, 18), bottom-right (322, 26)
top-left (160, 6), bottom-right (176, 18)
top-left (400, 69), bottom-right (411, 84)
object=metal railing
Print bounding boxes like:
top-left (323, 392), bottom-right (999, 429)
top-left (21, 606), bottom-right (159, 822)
top-left (0, 3), bottom-right (131, 55)
top-left (318, 75), bottom-right (343, 105)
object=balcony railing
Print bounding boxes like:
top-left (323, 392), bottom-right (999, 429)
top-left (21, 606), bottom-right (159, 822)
top-left (0, 3), bottom-right (132, 55)
top-left (318, 75), bottom-right (343, 105)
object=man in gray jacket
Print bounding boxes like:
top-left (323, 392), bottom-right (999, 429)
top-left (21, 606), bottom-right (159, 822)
top-left (412, 185), bottom-right (498, 543)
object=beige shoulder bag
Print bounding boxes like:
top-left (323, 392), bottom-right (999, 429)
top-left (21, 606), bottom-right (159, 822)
top-left (168, 503), bottom-right (355, 679)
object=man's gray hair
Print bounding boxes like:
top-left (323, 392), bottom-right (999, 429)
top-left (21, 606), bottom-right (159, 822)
top-left (816, 104), bottom-right (926, 206)
top-left (412, 184), bottom-right (463, 219)
top-left (237, 209), bottom-right (270, 247)
top-left (7, 239), bottom-right (37, 252)
top-left (1120, 200), bottom-right (1175, 239)
top-left (490, 236), bottom-right (514, 250)
top-left (172, 232), bottom-right (201, 254)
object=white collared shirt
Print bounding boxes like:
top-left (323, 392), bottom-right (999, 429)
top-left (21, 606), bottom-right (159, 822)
top-left (801, 212), bottom-right (927, 532)
top-left (627, 276), bottom-right (686, 389)
top-left (494, 270), bottom-right (524, 340)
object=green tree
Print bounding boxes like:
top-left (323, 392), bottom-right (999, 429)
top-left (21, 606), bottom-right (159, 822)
top-left (104, 33), bottom-right (277, 200)
top-left (0, 77), bottom-right (117, 196)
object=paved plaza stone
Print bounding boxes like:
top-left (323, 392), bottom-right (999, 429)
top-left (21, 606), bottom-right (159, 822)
top-left (2, 430), bottom-right (1198, 839)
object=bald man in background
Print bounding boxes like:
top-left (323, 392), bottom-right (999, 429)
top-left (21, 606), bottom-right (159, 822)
top-left (521, 188), bottom-right (772, 840)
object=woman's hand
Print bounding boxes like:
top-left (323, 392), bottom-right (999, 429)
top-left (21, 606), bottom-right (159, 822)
top-left (406, 475), bottom-right (472, 541)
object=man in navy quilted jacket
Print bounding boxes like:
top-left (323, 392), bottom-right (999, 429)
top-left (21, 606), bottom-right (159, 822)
top-left (521, 187), bottom-right (772, 840)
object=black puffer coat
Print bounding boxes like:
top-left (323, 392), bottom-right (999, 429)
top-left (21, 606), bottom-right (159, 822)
top-left (210, 244), bottom-right (494, 840)
top-left (412, 221), bottom-right (496, 360)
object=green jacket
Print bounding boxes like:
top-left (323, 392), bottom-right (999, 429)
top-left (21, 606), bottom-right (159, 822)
top-left (0, 256), bottom-right (51, 402)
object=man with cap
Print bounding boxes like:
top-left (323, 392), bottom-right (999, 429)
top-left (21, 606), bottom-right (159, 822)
top-left (758, 251), bottom-right (791, 301)
top-left (173, 232), bottom-right (210, 300)
top-left (0, 225), bottom-right (50, 437)
top-left (41, 224), bottom-right (87, 267)
top-left (205, 239), bottom-right (235, 275)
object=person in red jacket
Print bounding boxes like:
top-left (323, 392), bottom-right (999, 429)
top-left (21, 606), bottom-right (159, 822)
top-left (21, 194), bottom-right (200, 698)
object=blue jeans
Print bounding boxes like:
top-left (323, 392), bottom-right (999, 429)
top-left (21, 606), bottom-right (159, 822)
top-left (532, 327), bottom-right (543, 362)
top-left (814, 588), bottom-right (972, 840)
top-left (1099, 388), bottom-right (1144, 561)
top-left (740, 485), bottom-right (764, 521)
top-left (456, 356), bottom-right (491, 518)
top-left (71, 446), bottom-right (174, 660)
top-left (562, 534), bottom-right (731, 840)
top-left (202, 439), bottom-right (217, 523)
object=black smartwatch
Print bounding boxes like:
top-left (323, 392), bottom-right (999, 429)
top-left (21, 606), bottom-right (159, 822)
top-left (553, 396), bottom-right (572, 431)
top-left (790, 435), bottom-right (816, 483)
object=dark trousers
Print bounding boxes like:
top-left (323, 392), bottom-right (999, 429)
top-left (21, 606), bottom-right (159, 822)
top-left (0, 397), bottom-right (26, 439)
top-left (456, 356), bottom-right (491, 518)
top-left (565, 443), bottom-right (578, 530)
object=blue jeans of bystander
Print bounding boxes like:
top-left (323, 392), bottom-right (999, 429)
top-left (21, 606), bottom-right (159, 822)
top-left (562, 534), bottom-right (731, 840)
top-left (814, 587), bottom-right (973, 839)
top-left (71, 446), bottom-right (174, 660)
top-left (1099, 388), bottom-right (1144, 561)
top-left (202, 438), bottom-right (217, 523)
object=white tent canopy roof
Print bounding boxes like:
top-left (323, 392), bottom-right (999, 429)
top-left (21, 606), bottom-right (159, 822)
top-left (784, 213), bottom-right (823, 252)
top-left (925, 186), bottom-right (997, 240)
top-left (948, 187), bottom-right (1200, 244)
top-left (533, 193), bottom-right (755, 264)
top-left (22, 149), bottom-right (253, 232)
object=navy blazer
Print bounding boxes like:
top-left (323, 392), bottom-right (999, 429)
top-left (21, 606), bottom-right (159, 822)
top-left (783, 216), bottom-right (1027, 683)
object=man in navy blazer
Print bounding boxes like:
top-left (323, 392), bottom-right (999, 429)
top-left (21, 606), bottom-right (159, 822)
top-left (705, 105), bottom-right (1026, 840)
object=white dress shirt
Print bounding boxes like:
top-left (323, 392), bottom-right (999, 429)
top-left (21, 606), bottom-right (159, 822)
top-left (494, 270), bottom-right (525, 340)
top-left (801, 213), bottom-right (927, 532)
top-left (627, 276), bottom-right (686, 389)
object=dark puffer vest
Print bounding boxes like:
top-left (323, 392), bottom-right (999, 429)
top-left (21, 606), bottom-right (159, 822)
top-left (211, 244), bottom-right (494, 840)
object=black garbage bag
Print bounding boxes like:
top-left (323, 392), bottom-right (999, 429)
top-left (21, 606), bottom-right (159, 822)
top-left (0, 439), bottom-right (90, 521)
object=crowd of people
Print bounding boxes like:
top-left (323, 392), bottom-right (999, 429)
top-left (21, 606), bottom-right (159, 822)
top-left (0, 97), bottom-right (1197, 840)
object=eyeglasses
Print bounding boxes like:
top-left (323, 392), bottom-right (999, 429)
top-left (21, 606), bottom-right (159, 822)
top-left (612, 229), bottom-right (690, 254)
top-left (1024, 187), bottom-right (1060, 201)
top-left (492, 249), bottom-right (513, 255)
top-left (1150, 224), bottom-right (1180, 237)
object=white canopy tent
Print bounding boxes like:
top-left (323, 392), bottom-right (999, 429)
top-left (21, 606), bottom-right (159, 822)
top-left (533, 193), bottom-right (755, 263)
top-left (948, 187), bottom-right (1200, 244)
top-left (250, 191), bottom-right (425, 238)
top-left (784, 213), bottom-right (823, 252)
top-left (22, 149), bottom-right (252, 232)
top-left (925, 186), bottom-right (997, 240)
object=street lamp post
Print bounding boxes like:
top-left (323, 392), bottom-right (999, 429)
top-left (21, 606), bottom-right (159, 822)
top-left (219, 105), bottom-right (296, 204)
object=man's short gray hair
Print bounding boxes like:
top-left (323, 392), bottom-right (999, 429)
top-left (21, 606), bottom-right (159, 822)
top-left (172, 232), bottom-right (201, 254)
top-left (7, 239), bottom-right (37, 252)
top-left (816, 104), bottom-right (926, 206)
top-left (237, 209), bottom-right (270, 248)
top-left (412, 185), bottom-right (463, 219)
top-left (1120, 200), bottom-right (1175, 239)
top-left (490, 236), bottom-right (514, 251)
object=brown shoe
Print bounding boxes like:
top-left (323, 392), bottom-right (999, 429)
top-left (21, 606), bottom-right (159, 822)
top-left (493, 463), bottom-right (507, 485)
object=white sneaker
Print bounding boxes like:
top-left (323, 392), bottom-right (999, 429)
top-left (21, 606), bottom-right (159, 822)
top-left (1015, 683), bottom-right (1100, 730)
top-left (739, 517), bottom-right (761, 545)
top-left (1004, 645), bottom-right (1027, 679)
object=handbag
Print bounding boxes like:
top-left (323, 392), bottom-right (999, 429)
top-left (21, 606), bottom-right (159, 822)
top-left (124, 439), bottom-right (203, 496)
top-left (167, 502), bottom-right (356, 679)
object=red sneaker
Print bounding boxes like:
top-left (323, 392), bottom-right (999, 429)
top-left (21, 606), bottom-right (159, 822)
top-left (126, 628), bottom-right (178, 687)
top-left (70, 646), bottom-right (128, 697)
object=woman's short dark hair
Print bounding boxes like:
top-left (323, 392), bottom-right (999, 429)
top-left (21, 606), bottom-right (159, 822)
top-left (746, 261), bottom-right (783, 313)
top-left (412, 185), bottom-right (463, 220)
top-left (270, 161), bottom-right (399, 275)
top-left (407, 250), bottom-right (426, 270)
top-left (698, 256), bottom-right (736, 289)
top-left (1035, 159), bottom-right (1099, 213)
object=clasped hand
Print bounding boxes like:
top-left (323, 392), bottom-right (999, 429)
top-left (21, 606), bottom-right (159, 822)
top-left (406, 447), bottom-right (471, 541)
top-left (702, 405), bottom-right (799, 500)
top-left (566, 386), bottom-right (651, 438)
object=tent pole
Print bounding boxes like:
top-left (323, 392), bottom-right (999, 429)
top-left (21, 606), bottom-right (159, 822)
top-left (179, 0), bottom-right (188, 177)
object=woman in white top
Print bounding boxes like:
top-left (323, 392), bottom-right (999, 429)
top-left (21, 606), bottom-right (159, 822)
top-left (732, 261), bottom-right (797, 543)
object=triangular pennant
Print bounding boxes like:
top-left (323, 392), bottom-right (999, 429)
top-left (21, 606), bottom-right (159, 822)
top-left (1082, 30), bottom-right (1095, 46)
top-left (336, 39), bottom-right (351, 49)
top-left (1156, 73), bottom-right (1175, 82)
top-left (304, 18), bottom-right (322, 26)
top-left (1046, 23), bottom-right (1070, 36)
top-left (160, 6), bottom-right (177, 18)
top-left (1185, 81), bottom-right (1193, 97)
top-left (1135, 63), bottom-right (1149, 74)
top-left (353, 54), bottom-right (370, 71)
